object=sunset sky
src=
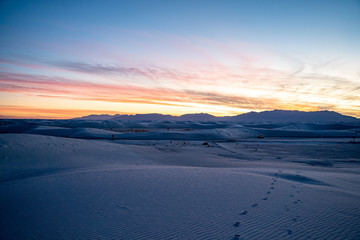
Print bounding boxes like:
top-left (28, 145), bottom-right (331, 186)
top-left (1, 0), bottom-right (360, 119)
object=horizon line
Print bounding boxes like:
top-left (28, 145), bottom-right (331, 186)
top-left (1, 109), bottom-right (359, 121)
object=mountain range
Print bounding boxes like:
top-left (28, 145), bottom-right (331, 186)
top-left (73, 110), bottom-right (359, 122)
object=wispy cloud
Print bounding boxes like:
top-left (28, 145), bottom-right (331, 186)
top-left (51, 60), bottom-right (204, 86)
top-left (1, 31), bottom-right (359, 118)
top-left (2, 68), bottom-right (358, 117)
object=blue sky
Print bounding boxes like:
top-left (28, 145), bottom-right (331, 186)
top-left (1, 0), bottom-right (360, 118)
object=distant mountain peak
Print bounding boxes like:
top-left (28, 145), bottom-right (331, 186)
top-left (73, 110), bottom-right (359, 122)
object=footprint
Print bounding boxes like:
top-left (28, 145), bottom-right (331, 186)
top-left (286, 229), bottom-right (293, 235)
top-left (271, 183), bottom-right (275, 185)
top-left (263, 197), bottom-right (268, 200)
top-left (290, 194), bottom-right (294, 198)
top-left (270, 187), bottom-right (274, 189)
top-left (252, 203), bottom-right (258, 207)
top-left (117, 205), bottom-right (130, 211)
top-left (240, 210), bottom-right (248, 215)
top-left (233, 234), bottom-right (241, 240)
top-left (233, 222), bottom-right (240, 227)
top-left (267, 191), bottom-right (271, 194)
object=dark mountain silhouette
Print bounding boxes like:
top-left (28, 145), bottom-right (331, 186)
top-left (227, 110), bottom-right (359, 122)
top-left (178, 113), bottom-right (219, 121)
top-left (73, 110), bottom-right (359, 122)
top-left (111, 113), bottom-right (176, 121)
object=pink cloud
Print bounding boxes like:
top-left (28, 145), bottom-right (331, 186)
top-left (0, 71), bottom-right (276, 109)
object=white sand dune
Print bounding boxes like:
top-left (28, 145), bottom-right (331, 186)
top-left (1, 120), bottom-right (360, 239)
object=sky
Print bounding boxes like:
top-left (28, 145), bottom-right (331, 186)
top-left (0, 0), bottom-right (360, 119)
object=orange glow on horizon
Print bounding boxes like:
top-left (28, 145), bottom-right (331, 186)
top-left (1, 103), bottom-right (359, 120)
top-left (1, 38), bottom-right (359, 120)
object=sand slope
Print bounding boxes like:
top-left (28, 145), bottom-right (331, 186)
top-left (1, 120), bottom-right (360, 239)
